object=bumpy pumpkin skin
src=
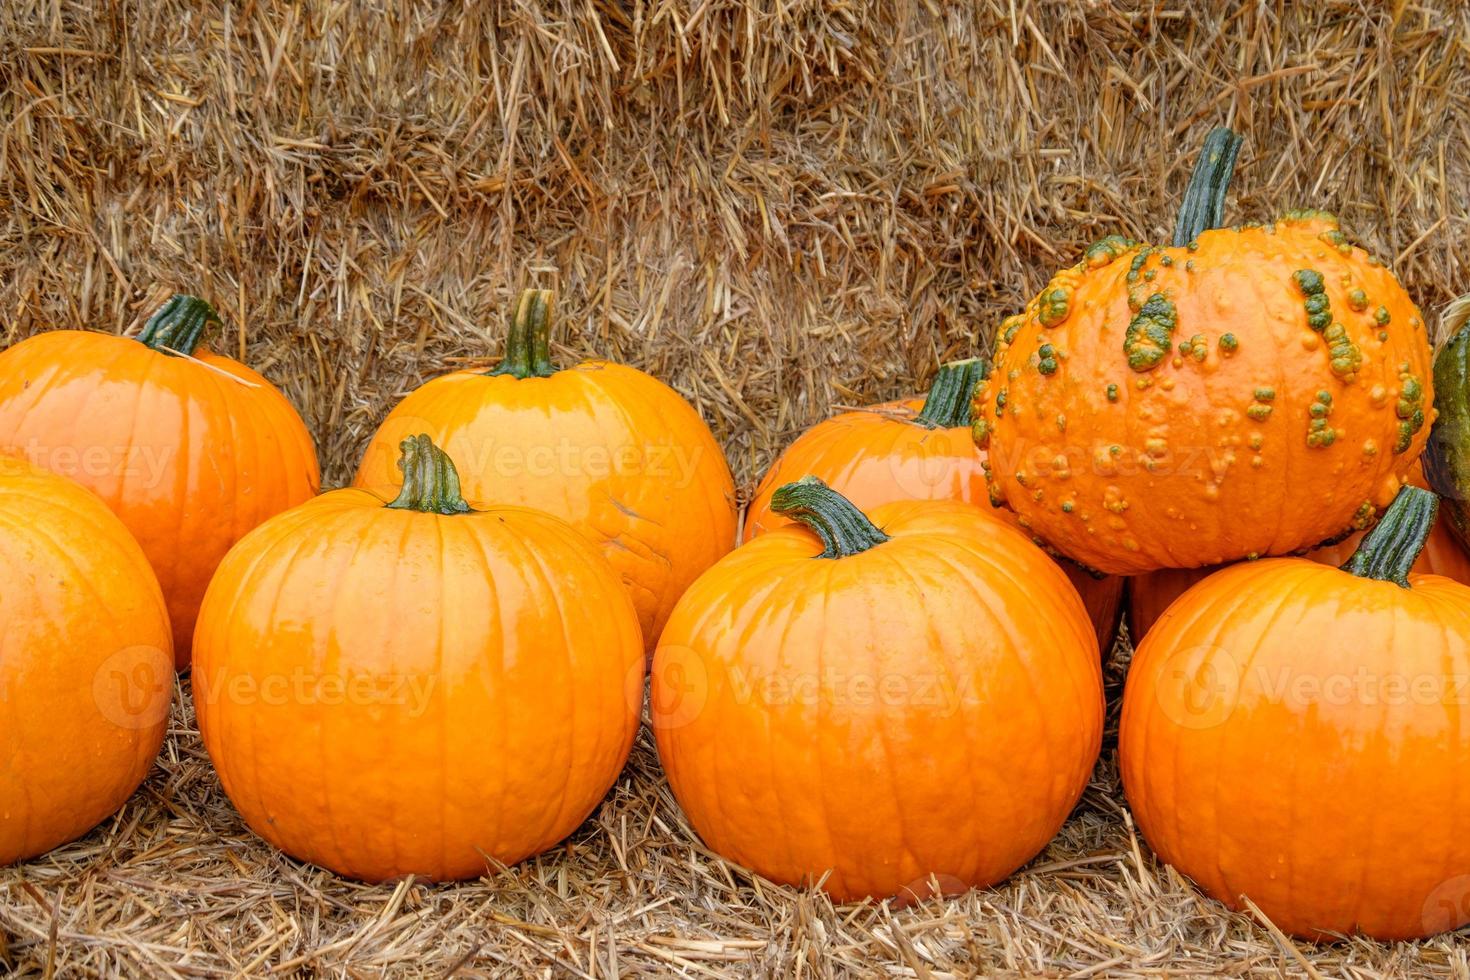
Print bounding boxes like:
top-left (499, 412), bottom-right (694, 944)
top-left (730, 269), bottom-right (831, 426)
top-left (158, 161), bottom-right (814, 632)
top-left (0, 320), bottom-right (320, 667)
top-left (356, 363), bottom-right (736, 654)
top-left (745, 396), bottom-right (1124, 653)
top-left (0, 458), bottom-right (173, 865)
top-left (1129, 462), bottom-right (1470, 638)
top-left (194, 464), bottom-right (643, 882)
top-left (1121, 551), bottom-right (1470, 940)
top-left (976, 213), bottom-right (1434, 575)
top-left (653, 497), bottom-right (1103, 902)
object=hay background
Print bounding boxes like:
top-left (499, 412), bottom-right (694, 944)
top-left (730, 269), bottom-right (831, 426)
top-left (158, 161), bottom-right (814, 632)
top-left (3, 0), bottom-right (1470, 975)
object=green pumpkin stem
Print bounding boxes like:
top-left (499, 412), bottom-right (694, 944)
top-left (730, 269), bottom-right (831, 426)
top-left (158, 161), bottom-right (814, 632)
top-left (1340, 486), bottom-right (1438, 588)
top-left (135, 294), bottom-right (221, 357)
top-left (770, 476), bottom-right (889, 558)
top-left (386, 435), bottom-right (472, 515)
top-left (489, 289), bottom-right (557, 379)
top-left (913, 358), bottom-right (990, 429)
top-left (1171, 126), bottom-right (1243, 247)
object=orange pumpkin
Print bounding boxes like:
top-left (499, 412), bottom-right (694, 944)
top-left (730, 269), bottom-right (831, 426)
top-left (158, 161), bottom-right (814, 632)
top-left (195, 435), bottom-right (643, 882)
top-left (653, 478), bottom-right (1103, 901)
top-left (743, 359), bottom-right (991, 539)
top-left (744, 358), bottom-right (1124, 652)
top-left (1121, 486), bottom-right (1470, 940)
top-left (355, 289), bottom-right (737, 653)
top-left (0, 457), bottom-right (173, 865)
top-left (1129, 461), bottom-right (1470, 638)
top-left (0, 295), bottom-right (320, 667)
top-left (975, 129), bottom-right (1433, 575)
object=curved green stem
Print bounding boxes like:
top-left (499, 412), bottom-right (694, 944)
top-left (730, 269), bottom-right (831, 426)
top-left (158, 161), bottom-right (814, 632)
top-left (1172, 127), bottom-right (1243, 246)
top-left (135, 294), bottom-right (221, 357)
top-left (386, 435), bottom-right (472, 515)
top-left (1340, 485), bottom-right (1437, 588)
top-left (913, 358), bottom-right (989, 429)
top-left (770, 476), bottom-right (889, 558)
top-left (489, 289), bottom-right (557, 378)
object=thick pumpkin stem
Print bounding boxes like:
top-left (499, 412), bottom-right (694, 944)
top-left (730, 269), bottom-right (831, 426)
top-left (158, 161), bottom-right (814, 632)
top-left (771, 476), bottom-right (889, 558)
top-left (914, 358), bottom-right (990, 429)
top-left (387, 434), bottom-right (472, 515)
top-left (1340, 486), bottom-right (1438, 588)
top-left (1171, 127), bottom-right (1243, 246)
top-left (135, 294), bottom-right (221, 357)
top-left (489, 289), bottom-right (557, 379)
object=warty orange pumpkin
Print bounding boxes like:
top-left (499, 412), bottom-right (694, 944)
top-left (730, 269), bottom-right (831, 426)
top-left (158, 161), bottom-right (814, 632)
top-left (652, 477), bottom-right (1103, 902)
top-left (743, 358), bottom-right (1123, 652)
top-left (1128, 460), bottom-right (1470, 638)
top-left (0, 457), bottom-right (173, 865)
top-left (0, 295), bottom-right (320, 667)
top-left (974, 129), bottom-right (1434, 574)
top-left (1121, 486), bottom-right (1470, 940)
top-left (194, 435), bottom-right (644, 882)
top-left (355, 289), bottom-right (737, 653)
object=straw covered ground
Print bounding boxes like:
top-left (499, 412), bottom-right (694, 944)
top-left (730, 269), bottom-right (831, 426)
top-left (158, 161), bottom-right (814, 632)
top-left (3, 0), bottom-right (1470, 975)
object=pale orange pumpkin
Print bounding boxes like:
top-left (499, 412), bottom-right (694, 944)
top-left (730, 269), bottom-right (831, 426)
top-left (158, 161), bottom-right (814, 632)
top-left (0, 295), bottom-right (320, 667)
top-left (0, 457), bottom-right (173, 865)
top-left (355, 290), bottom-right (736, 652)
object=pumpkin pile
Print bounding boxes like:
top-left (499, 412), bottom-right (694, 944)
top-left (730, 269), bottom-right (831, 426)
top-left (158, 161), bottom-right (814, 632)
top-left (3, 124), bottom-right (1470, 945)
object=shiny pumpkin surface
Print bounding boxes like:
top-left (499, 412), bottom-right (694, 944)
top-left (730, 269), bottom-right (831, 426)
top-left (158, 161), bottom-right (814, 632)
top-left (976, 213), bottom-right (1433, 574)
top-left (0, 458), bottom-right (173, 865)
top-left (1121, 556), bottom-right (1470, 940)
top-left (653, 498), bottom-right (1103, 901)
top-left (744, 397), bottom-right (984, 540)
top-left (0, 329), bottom-right (320, 666)
top-left (355, 362), bottom-right (736, 652)
top-left (745, 396), bottom-right (1123, 652)
top-left (1129, 463), bottom-right (1470, 638)
top-left (193, 486), bottom-right (644, 883)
